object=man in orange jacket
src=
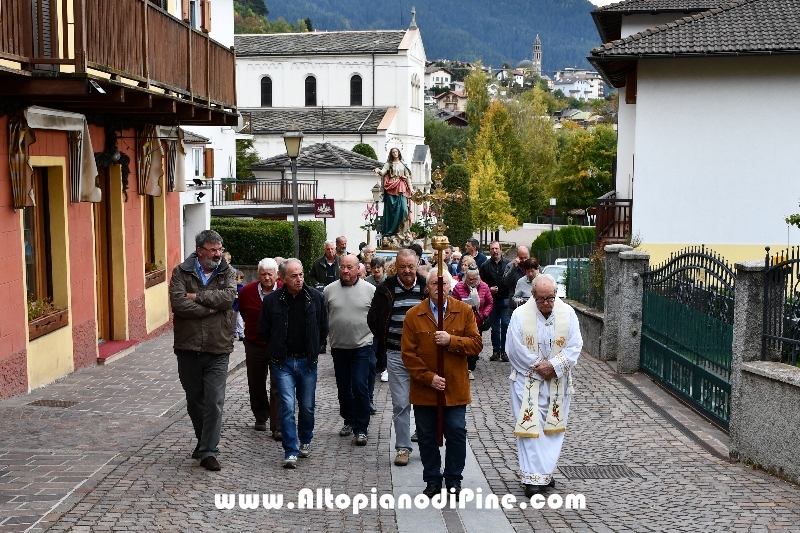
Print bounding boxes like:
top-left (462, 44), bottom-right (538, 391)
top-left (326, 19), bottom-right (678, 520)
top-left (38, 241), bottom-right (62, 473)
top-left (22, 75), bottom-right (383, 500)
top-left (401, 269), bottom-right (483, 500)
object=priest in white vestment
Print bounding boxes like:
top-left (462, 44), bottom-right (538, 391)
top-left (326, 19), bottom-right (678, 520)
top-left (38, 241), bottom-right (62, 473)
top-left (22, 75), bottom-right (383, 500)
top-left (506, 274), bottom-right (582, 497)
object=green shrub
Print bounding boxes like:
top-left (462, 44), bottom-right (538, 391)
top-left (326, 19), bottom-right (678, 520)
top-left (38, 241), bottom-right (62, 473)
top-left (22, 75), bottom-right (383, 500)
top-left (352, 143), bottom-right (378, 160)
top-left (531, 232), bottom-right (551, 252)
top-left (559, 225), bottom-right (580, 246)
top-left (210, 218), bottom-right (326, 274)
top-left (442, 164), bottom-right (473, 248)
top-left (582, 226), bottom-right (596, 243)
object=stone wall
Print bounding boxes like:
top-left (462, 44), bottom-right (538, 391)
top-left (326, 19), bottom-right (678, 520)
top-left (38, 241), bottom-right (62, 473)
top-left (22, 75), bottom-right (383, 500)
top-left (734, 362), bottom-right (800, 485)
top-left (567, 300), bottom-right (603, 359)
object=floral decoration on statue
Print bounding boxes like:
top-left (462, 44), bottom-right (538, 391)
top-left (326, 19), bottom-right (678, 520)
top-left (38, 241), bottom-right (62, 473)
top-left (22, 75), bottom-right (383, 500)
top-left (410, 205), bottom-right (437, 237)
top-left (360, 204), bottom-right (379, 232)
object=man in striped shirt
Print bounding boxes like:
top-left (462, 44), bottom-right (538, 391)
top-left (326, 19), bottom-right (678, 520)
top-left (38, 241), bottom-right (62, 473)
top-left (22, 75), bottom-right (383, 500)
top-left (368, 249), bottom-right (428, 466)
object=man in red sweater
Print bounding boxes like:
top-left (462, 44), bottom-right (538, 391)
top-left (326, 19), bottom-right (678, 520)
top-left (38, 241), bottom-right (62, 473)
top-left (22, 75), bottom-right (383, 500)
top-left (238, 257), bottom-right (282, 440)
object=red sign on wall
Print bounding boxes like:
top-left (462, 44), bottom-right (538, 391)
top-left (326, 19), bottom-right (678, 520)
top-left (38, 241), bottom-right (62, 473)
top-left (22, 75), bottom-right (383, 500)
top-left (314, 198), bottom-right (335, 218)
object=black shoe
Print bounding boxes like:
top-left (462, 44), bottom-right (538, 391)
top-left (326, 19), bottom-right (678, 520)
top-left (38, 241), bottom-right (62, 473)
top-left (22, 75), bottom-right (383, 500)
top-left (547, 477), bottom-right (556, 488)
top-left (254, 421), bottom-right (267, 431)
top-left (422, 483), bottom-right (442, 499)
top-left (200, 456), bottom-right (221, 471)
top-left (446, 484), bottom-right (462, 501)
top-left (272, 431), bottom-right (282, 441)
top-left (191, 447), bottom-right (200, 460)
top-left (411, 431), bottom-right (418, 442)
top-left (369, 402), bottom-right (377, 415)
top-left (524, 484), bottom-right (541, 498)
top-left (319, 345), bottom-right (327, 354)
top-left (490, 351), bottom-right (500, 361)
top-left (500, 352), bottom-right (509, 362)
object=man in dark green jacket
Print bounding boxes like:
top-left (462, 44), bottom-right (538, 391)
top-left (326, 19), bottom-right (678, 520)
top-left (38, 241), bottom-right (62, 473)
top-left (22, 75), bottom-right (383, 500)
top-left (169, 230), bottom-right (237, 472)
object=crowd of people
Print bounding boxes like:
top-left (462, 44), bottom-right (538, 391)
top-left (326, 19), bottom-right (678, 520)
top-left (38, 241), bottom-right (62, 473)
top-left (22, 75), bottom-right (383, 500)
top-left (168, 230), bottom-right (582, 499)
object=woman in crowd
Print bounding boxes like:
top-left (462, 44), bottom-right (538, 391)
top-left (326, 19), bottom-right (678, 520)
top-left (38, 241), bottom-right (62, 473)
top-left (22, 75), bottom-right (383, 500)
top-left (452, 264), bottom-right (493, 380)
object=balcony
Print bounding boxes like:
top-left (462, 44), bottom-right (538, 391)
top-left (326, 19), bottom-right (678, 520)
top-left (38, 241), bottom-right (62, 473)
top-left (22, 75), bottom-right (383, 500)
top-left (0, 0), bottom-right (237, 125)
top-left (207, 178), bottom-right (318, 218)
top-left (595, 191), bottom-right (632, 247)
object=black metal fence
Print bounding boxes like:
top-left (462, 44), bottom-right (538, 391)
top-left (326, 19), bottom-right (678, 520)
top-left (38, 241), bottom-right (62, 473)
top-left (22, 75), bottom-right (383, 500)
top-left (566, 257), bottom-right (604, 311)
top-left (209, 179), bottom-right (318, 206)
top-left (533, 243), bottom-right (595, 267)
top-left (762, 246), bottom-right (800, 366)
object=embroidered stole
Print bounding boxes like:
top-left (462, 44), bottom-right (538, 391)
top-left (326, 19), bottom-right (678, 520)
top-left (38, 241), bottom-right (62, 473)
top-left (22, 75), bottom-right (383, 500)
top-left (513, 298), bottom-right (571, 438)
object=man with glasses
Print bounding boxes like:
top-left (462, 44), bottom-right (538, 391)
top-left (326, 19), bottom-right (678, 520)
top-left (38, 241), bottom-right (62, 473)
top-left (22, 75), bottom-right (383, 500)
top-left (169, 230), bottom-right (237, 472)
top-left (506, 274), bottom-right (582, 498)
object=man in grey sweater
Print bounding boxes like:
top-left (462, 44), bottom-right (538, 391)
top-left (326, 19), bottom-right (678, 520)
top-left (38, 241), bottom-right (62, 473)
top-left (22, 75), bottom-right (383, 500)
top-left (324, 254), bottom-right (376, 445)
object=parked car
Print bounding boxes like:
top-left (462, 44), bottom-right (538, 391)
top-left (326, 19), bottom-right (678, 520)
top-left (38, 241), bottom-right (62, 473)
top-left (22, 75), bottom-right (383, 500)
top-left (541, 265), bottom-right (567, 298)
top-left (554, 257), bottom-right (589, 267)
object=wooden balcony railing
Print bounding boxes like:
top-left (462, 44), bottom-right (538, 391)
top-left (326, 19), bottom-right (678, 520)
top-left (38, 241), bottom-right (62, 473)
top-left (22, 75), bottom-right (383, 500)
top-left (209, 179), bottom-right (319, 207)
top-left (595, 191), bottom-right (632, 247)
top-left (0, 0), bottom-right (236, 108)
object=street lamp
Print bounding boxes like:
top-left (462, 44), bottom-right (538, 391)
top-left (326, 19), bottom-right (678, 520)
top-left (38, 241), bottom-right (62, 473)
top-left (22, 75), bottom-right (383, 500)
top-left (550, 197), bottom-right (557, 264)
top-left (283, 125), bottom-right (304, 259)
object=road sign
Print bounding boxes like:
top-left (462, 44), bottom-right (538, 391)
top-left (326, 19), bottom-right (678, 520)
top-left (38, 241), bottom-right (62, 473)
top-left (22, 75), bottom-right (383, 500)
top-left (314, 198), bottom-right (335, 218)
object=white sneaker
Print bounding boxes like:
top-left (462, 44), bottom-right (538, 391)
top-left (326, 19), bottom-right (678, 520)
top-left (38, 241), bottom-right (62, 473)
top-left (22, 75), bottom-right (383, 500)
top-left (380, 370), bottom-right (389, 382)
top-left (468, 370), bottom-right (475, 380)
top-left (283, 456), bottom-right (297, 469)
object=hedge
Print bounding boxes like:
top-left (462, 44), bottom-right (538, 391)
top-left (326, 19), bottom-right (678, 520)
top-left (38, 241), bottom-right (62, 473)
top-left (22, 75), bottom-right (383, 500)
top-left (532, 225), bottom-right (595, 252)
top-left (210, 218), bottom-right (327, 273)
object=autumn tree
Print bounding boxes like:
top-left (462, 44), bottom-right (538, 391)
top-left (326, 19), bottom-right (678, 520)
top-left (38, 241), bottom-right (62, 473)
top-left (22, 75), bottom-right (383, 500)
top-left (464, 63), bottom-right (490, 128)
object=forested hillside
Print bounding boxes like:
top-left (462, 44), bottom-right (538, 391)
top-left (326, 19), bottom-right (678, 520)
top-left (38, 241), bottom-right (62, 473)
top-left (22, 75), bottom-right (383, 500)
top-left (257, 0), bottom-right (600, 73)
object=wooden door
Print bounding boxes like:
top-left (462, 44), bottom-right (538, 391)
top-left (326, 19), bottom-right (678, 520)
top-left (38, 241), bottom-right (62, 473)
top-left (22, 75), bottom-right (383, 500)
top-left (93, 170), bottom-right (113, 342)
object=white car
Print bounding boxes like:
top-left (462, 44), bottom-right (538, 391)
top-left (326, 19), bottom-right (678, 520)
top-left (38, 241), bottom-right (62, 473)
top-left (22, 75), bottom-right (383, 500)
top-left (541, 265), bottom-right (567, 298)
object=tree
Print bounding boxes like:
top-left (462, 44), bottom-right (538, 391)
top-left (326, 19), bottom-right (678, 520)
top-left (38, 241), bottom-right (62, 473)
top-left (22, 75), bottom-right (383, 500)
top-left (233, 1), bottom-right (310, 33)
top-left (466, 128), bottom-right (518, 233)
top-left (351, 143), bottom-right (378, 160)
top-left (464, 63), bottom-right (490, 128)
top-left (424, 108), bottom-right (470, 170)
top-left (442, 164), bottom-right (473, 249)
top-left (236, 139), bottom-right (260, 179)
top-left (304, 17), bottom-right (313, 31)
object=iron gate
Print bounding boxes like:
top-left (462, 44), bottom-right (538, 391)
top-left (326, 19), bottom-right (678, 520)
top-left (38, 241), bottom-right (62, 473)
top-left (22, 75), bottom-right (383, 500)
top-left (640, 246), bottom-right (734, 430)
top-left (763, 246), bottom-right (800, 365)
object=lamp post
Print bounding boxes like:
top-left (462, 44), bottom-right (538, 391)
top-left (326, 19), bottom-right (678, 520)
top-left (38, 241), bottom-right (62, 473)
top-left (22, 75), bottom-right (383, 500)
top-left (550, 197), bottom-right (557, 264)
top-left (370, 182), bottom-right (382, 246)
top-left (283, 125), bottom-right (304, 259)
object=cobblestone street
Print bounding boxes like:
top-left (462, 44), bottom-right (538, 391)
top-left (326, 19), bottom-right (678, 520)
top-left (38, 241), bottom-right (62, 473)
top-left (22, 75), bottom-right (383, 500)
top-left (1, 331), bottom-right (799, 532)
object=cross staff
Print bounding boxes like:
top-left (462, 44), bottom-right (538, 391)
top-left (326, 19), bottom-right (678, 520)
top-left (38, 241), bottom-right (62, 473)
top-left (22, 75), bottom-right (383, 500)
top-left (411, 167), bottom-right (466, 446)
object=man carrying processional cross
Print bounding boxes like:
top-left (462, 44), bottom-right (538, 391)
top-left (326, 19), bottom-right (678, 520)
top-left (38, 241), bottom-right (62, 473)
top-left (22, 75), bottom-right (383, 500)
top-left (506, 273), bottom-right (583, 498)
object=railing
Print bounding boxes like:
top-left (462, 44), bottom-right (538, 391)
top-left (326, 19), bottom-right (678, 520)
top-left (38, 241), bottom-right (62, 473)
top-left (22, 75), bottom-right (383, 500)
top-left (210, 179), bottom-right (318, 207)
top-left (0, 0), bottom-right (236, 107)
top-left (532, 243), bottom-right (595, 267)
top-left (595, 191), bottom-right (632, 247)
top-left (763, 246), bottom-right (800, 366)
top-left (566, 256), bottom-right (604, 311)
top-left (532, 216), bottom-right (593, 226)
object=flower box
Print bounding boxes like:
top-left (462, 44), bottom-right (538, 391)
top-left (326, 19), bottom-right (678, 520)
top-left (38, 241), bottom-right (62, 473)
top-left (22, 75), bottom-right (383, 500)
top-left (145, 268), bottom-right (167, 288)
top-left (29, 308), bottom-right (69, 341)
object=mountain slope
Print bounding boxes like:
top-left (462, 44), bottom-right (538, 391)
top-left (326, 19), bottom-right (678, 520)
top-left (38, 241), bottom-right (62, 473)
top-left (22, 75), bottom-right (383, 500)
top-left (259, 0), bottom-right (601, 73)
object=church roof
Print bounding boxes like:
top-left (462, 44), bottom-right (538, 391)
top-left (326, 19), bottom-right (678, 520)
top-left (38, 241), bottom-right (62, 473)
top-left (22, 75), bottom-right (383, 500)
top-left (246, 107), bottom-right (392, 134)
top-left (590, 0), bottom-right (800, 87)
top-left (251, 142), bottom-right (379, 171)
top-left (235, 31), bottom-right (408, 57)
top-left (411, 145), bottom-right (429, 163)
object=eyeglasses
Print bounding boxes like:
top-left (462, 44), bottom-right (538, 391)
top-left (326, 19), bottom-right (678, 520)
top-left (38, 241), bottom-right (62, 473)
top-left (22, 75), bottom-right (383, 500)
top-left (200, 246), bottom-right (224, 254)
top-left (534, 296), bottom-right (556, 304)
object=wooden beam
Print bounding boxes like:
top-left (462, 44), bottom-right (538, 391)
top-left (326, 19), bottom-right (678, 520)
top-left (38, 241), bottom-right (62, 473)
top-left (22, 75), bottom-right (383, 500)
top-left (0, 78), bottom-right (88, 95)
top-left (151, 98), bottom-right (177, 113)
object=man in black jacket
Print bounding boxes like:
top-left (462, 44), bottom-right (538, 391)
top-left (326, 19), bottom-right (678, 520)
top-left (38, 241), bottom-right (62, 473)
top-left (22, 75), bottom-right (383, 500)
top-left (367, 249), bottom-right (427, 467)
top-left (258, 258), bottom-right (328, 469)
top-left (479, 241), bottom-right (511, 361)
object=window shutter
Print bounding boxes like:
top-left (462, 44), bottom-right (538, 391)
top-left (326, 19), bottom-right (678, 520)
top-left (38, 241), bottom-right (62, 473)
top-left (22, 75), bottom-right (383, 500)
top-left (181, 0), bottom-right (190, 21)
top-left (201, 0), bottom-right (212, 33)
top-left (625, 68), bottom-right (637, 105)
top-left (204, 148), bottom-right (214, 178)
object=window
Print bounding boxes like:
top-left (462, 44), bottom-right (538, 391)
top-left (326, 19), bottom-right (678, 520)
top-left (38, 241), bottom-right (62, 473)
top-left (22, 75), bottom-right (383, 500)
top-left (305, 76), bottom-right (316, 106)
top-left (411, 74), bottom-right (421, 108)
top-left (350, 75), bottom-right (362, 106)
top-left (23, 168), bottom-right (53, 304)
top-left (189, 0), bottom-right (197, 28)
top-left (143, 195), bottom-right (156, 268)
top-left (194, 148), bottom-right (201, 176)
top-left (261, 77), bottom-right (272, 107)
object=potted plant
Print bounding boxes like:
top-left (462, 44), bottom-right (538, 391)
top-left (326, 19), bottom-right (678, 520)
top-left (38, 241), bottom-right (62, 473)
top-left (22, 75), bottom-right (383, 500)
top-left (28, 298), bottom-right (69, 341)
top-left (145, 260), bottom-right (166, 288)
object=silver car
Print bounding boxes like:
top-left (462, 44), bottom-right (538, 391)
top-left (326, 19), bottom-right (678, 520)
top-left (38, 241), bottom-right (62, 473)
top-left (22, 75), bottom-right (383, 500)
top-left (541, 265), bottom-right (567, 298)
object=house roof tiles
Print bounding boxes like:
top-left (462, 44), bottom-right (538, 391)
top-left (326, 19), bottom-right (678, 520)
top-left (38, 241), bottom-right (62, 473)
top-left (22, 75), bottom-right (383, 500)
top-left (251, 142), bottom-right (379, 171)
top-left (235, 31), bottom-right (407, 57)
top-left (247, 107), bottom-right (392, 134)
top-left (590, 0), bottom-right (800, 87)
top-left (592, 0), bottom-right (725, 43)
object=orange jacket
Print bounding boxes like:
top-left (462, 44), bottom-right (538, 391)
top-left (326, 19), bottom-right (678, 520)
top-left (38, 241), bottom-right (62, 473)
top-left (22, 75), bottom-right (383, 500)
top-left (401, 296), bottom-right (483, 406)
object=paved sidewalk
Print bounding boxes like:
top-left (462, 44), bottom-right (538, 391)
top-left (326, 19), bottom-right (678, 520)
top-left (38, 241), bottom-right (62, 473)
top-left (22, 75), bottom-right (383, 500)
top-left (1, 330), bottom-right (799, 532)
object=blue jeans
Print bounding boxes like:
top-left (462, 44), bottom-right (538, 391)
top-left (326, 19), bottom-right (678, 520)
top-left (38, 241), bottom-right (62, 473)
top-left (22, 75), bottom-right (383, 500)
top-left (331, 346), bottom-right (372, 435)
top-left (272, 358), bottom-right (317, 458)
top-left (490, 298), bottom-right (510, 352)
top-left (413, 404), bottom-right (467, 485)
top-left (368, 338), bottom-right (378, 403)
top-left (175, 350), bottom-right (229, 460)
